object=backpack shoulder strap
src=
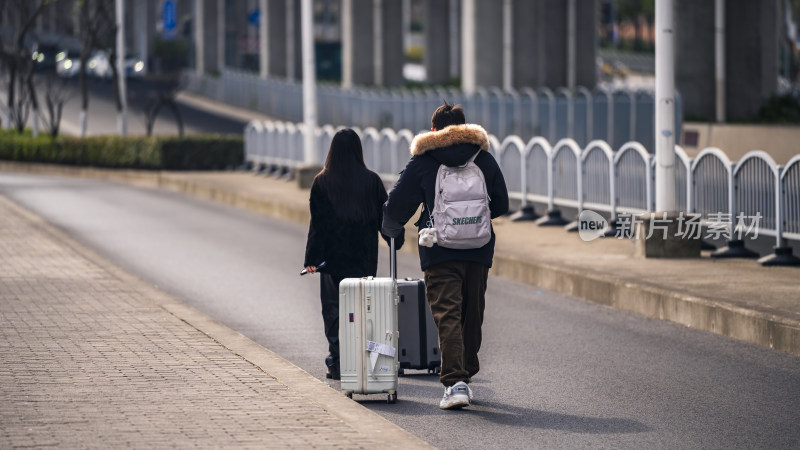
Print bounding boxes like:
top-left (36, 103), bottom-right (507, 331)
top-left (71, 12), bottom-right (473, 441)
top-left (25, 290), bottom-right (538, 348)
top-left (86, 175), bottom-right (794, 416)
top-left (458, 150), bottom-right (481, 168)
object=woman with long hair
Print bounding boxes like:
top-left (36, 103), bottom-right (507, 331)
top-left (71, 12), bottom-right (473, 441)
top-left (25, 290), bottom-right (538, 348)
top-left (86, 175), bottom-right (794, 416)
top-left (303, 128), bottom-right (400, 380)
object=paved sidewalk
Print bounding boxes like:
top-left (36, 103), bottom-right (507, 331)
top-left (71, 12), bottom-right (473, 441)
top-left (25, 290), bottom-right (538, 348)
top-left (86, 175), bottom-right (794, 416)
top-left (1, 161), bottom-right (799, 359)
top-left (0, 195), bottom-right (430, 448)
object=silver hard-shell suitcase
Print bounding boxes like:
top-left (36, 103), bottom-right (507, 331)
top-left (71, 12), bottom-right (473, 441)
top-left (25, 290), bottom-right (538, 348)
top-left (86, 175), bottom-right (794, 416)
top-left (339, 239), bottom-right (400, 403)
top-left (397, 278), bottom-right (441, 375)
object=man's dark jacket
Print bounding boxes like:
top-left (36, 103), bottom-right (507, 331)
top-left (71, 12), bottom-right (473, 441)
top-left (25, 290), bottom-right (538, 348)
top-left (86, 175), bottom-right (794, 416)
top-left (382, 124), bottom-right (509, 271)
top-left (304, 171), bottom-right (397, 279)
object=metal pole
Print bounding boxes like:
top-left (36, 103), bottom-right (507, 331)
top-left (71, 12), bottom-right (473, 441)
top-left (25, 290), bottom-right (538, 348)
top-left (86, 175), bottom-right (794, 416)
top-left (116, 0), bottom-right (128, 137)
top-left (546, 151), bottom-right (555, 211)
top-left (402, 0), bottom-right (411, 50)
top-left (502, 0), bottom-right (512, 91)
top-left (775, 166), bottom-right (784, 248)
top-left (259, 0), bottom-right (268, 78)
top-left (449, 0), bottom-right (459, 78)
top-left (218, 0), bottom-right (226, 70)
top-left (341, 0), bottom-right (353, 88)
top-left (194, 0), bottom-right (204, 76)
top-left (373, 0), bottom-right (383, 86)
top-left (301, 0), bottom-right (318, 164)
top-left (286, 0), bottom-right (295, 79)
top-left (136, 1), bottom-right (147, 73)
top-left (715, 0), bottom-right (725, 122)
top-left (727, 163), bottom-right (735, 238)
top-left (567, 0), bottom-right (576, 90)
top-left (655, 0), bottom-right (676, 212)
top-left (461, 0), bottom-right (475, 94)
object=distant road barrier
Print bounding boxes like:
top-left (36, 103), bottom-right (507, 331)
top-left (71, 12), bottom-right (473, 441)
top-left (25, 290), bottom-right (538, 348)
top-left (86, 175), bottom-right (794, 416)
top-left (244, 120), bottom-right (799, 266)
top-left (187, 68), bottom-right (682, 151)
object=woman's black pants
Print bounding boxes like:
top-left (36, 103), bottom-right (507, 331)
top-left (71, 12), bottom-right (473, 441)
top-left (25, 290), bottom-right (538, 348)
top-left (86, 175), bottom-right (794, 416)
top-left (320, 273), bottom-right (343, 375)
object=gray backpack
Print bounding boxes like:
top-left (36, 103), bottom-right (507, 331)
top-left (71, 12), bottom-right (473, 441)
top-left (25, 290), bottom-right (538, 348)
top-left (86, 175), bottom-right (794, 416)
top-left (429, 152), bottom-right (491, 249)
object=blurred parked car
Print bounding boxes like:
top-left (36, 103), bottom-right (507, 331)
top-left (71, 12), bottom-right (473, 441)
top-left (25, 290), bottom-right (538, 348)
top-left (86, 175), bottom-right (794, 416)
top-left (55, 49), bottom-right (81, 78)
top-left (87, 50), bottom-right (146, 79)
top-left (124, 54), bottom-right (146, 79)
top-left (31, 43), bottom-right (60, 72)
top-left (87, 50), bottom-right (112, 79)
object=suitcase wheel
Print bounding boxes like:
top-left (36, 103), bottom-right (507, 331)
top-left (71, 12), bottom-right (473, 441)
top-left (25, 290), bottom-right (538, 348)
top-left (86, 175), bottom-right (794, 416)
top-left (398, 368), bottom-right (405, 377)
top-left (387, 392), bottom-right (397, 404)
top-left (344, 391), bottom-right (353, 399)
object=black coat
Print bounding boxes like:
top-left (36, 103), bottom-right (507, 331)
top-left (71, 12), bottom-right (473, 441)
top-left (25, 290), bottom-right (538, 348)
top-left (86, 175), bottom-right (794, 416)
top-left (382, 124), bottom-right (509, 271)
top-left (304, 171), bottom-right (397, 279)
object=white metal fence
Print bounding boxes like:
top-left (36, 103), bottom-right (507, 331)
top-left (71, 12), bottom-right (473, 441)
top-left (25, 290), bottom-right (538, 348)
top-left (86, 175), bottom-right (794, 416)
top-left (187, 68), bottom-right (682, 151)
top-left (244, 120), bottom-right (800, 257)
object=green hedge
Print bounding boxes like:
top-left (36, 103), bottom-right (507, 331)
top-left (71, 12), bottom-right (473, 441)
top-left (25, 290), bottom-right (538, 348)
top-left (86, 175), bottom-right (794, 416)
top-left (757, 95), bottom-right (800, 124)
top-left (0, 130), bottom-right (243, 170)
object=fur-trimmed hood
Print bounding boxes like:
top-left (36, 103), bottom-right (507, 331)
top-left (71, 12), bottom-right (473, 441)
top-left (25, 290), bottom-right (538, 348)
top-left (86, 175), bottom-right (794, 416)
top-left (409, 124), bottom-right (490, 156)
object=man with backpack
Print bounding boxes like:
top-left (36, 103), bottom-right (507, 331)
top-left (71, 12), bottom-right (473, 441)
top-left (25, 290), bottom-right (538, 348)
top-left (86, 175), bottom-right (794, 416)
top-left (382, 103), bottom-right (509, 410)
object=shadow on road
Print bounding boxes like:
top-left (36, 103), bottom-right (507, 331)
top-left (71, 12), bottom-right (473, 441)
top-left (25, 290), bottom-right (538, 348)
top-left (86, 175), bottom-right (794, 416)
top-left (373, 393), bottom-right (650, 434)
top-left (467, 399), bottom-right (651, 434)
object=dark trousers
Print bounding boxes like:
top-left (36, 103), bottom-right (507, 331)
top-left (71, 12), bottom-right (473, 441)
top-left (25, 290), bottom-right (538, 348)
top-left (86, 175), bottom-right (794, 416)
top-left (424, 261), bottom-right (489, 387)
top-left (320, 273), bottom-right (343, 373)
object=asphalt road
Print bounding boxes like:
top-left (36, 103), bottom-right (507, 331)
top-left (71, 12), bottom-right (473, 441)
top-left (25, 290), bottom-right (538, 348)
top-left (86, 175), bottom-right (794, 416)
top-left (13, 76), bottom-right (247, 136)
top-left (2, 172), bottom-right (800, 449)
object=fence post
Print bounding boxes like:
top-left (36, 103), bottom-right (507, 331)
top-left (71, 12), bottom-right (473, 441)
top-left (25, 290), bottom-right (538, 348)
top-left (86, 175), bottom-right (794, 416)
top-left (509, 88), bottom-right (522, 138)
top-left (758, 160), bottom-right (800, 265)
top-left (557, 87), bottom-right (574, 138)
top-left (490, 87), bottom-right (504, 137)
top-left (646, 153), bottom-right (654, 213)
top-left (535, 139), bottom-right (572, 227)
top-left (491, 136), bottom-right (527, 222)
top-left (539, 87), bottom-right (556, 143)
top-left (629, 90), bottom-right (637, 143)
top-left (685, 157), bottom-right (692, 213)
top-left (261, 121), bottom-right (274, 174)
top-left (283, 123), bottom-right (298, 180)
top-left (258, 122), bottom-right (269, 172)
top-left (604, 89), bottom-right (614, 147)
top-left (390, 130), bottom-right (400, 175)
top-left (564, 148), bottom-right (584, 232)
top-left (510, 142), bottom-right (539, 222)
top-left (711, 160), bottom-right (759, 258)
top-left (244, 122), bottom-right (253, 170)
top-left (577, 86), bottom-right (592, 143)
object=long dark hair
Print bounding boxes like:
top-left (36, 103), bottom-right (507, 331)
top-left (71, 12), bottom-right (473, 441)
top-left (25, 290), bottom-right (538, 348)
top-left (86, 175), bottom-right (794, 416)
top-left (314, 128), bottom-right (380, 223)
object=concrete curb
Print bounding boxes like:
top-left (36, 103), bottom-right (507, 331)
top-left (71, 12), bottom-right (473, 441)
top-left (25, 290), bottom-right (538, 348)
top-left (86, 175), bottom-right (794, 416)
top-left (3, 161), bottom-right (799, 357)
top-left (489, 254), bottom-right (800, 355)
top-left (0, 180), bottom-right (432, 449)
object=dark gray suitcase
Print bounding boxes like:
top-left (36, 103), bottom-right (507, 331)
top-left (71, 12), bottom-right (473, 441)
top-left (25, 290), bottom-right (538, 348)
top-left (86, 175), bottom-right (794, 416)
top-left (397, 278), bottom-right (441, 375)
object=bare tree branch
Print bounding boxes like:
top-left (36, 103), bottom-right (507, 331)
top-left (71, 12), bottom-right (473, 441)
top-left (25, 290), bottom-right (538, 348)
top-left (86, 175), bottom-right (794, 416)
top-left (37, 73), bottom-right (74, 137)
top-left (0, 0), bottom-right (54, 133)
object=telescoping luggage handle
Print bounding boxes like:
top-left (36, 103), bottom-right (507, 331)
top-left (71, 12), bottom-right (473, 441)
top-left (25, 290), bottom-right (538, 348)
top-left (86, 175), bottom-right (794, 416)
top-left (390, 238), bottom-right (397, 282)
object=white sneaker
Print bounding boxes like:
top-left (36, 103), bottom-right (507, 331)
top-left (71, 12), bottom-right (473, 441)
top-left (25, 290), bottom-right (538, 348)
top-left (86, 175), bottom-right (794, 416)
top-left (439, 381), bottom-right (473, 410)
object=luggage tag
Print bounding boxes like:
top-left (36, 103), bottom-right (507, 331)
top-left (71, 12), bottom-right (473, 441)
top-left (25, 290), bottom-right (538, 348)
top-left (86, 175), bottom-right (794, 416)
top-left (366, 340), bottom-right (396, 373)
